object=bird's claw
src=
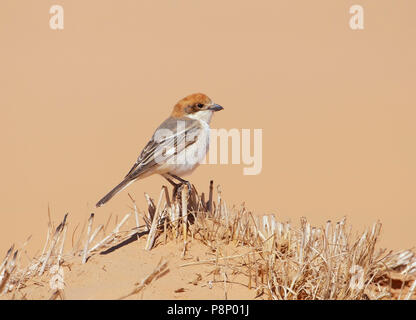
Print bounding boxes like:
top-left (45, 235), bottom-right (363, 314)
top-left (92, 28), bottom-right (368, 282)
top-left (173, 182), bottom-right (192, 201)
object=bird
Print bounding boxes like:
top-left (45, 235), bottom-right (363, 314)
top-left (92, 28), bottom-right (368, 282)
top-left (96, 93), bottom-right (223, 207)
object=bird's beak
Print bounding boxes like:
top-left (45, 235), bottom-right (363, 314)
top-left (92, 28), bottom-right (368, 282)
top-left (208, 104), bottom-right (224, 112)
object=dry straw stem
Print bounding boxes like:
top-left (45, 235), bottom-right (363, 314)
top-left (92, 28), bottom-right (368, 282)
top-left (0, 245), bottom-right (14, 275)
top-left (179, 251), bottom-right (262, 267)
top-left (39, 213), bottom-right (67, 275)
top-left (118, 260), bottom-right (169, 300)
top-left (145, 188), bottom-right (166, 251)
top-left (57, 224), bottom-right (68, 266)
top-left (384, 249), bottom-right (416, 275)
top-left (89, 224), bottom-right (103, 245)
top-left (32, 222), bottom-right (52, 272)
top-left (88, 212), bottom-right (132, 254)
top-left (72, 220), bottom-right (86, 254)
top-left (223, 270), bottom-right (228, 300)
top-left (144, 192), bottom-right (156, 227)
top-left (0, 248), bottom-right (18, 293)
top-left (128, 193), bottom-right (141, 241)
top-left (182, 185), bottom-right (189, 244)
top-left (49, 289), bottom-right (65, 300)
top-left (405, 279), bottom-right (416, 300)
top-left (207, 180), bottom-right (213, 215)
top-left (82, 213), bottom-right (94, 264)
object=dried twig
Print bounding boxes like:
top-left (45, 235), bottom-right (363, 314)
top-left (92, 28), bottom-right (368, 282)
top-left (128, 193), bottom-right (141, 240)
top-left (0, 250), bottom-right (18, 294)
top-left (39, 214), bottom-right (67, 275)
top-left (145, 188), bottom-right (166, 251)
top-left (182, 185), bottom-right (189, 243)
top-left (118, 260), bottom-right (169, 299)
top-left (405, 279), bottom-right (416, 300)
top-left (88, 213), bottom-right (132, 253)
top-left (82, 213), bottom-right (94, 264)
top-left (57, 224), bottom-right (68, 266)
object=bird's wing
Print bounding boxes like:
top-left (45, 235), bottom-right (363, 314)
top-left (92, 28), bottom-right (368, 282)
top-left (124, 117), bottom-right (202, 180)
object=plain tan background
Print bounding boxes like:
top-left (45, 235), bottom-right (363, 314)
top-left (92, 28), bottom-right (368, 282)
top-left (1, 1), bottom-right (415, 254)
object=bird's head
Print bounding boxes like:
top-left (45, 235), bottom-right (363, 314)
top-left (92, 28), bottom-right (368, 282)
top-left (171, 93), bottom-right (223, 122)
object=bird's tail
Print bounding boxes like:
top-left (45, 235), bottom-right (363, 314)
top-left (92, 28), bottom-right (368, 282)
top-left (96, 178), bottom-right (133, 207)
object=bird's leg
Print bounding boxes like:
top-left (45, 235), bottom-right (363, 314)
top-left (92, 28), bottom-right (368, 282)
top-left (167, 173), bottom-right (192, 199)
top-left (162, 174), bottom-right (181, 199)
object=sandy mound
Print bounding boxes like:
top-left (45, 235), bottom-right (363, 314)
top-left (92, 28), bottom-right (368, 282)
top-left (1, 182), bottom-right (416, 300)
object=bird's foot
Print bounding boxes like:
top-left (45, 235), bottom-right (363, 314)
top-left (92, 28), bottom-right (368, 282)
top-left (173, 181), bottom-right (192, 201)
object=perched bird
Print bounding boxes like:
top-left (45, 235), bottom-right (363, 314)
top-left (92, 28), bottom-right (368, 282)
top-left (96, 93), bottom-right (223, 207)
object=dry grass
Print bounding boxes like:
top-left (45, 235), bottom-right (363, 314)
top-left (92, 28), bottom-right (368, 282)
top-left (1, 181), bottom-right (416, 300)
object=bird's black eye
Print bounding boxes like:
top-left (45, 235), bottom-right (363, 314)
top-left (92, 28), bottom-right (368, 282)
top-left (197, 103), bottom-right (204, 108)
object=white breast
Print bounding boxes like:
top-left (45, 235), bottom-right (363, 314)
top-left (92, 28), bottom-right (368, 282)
top-left (163, 111), bottom-right (212, 177)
